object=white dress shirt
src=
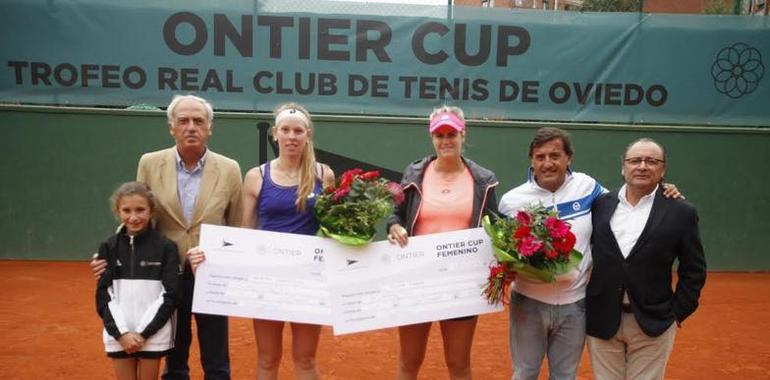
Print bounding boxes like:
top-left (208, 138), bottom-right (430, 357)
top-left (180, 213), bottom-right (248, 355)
top-left (611, 184), bottom-right (658, 304)
top-left (610, 184), bottom-right (658, 259)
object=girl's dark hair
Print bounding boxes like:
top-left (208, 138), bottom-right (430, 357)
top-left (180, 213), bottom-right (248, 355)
top-left (110, 181), bottom-right (156, 215)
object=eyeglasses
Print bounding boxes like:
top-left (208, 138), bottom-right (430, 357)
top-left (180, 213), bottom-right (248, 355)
top-left (624, 157), bottom-right (665, 167)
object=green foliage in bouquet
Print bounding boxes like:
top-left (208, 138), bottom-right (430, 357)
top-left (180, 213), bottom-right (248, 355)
top-left (482, 203), bottom-right (583, 284)
top-left (314, 169), bottom-right (404, 246)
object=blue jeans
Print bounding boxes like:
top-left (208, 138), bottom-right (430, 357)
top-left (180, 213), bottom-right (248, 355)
top-left (162, 265), bottom-right (230, 380)
top-left (509, 292), bottom-right (586, 380)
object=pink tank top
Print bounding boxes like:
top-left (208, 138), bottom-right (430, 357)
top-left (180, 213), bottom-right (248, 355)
top-left (414, 161), bottom-right (474, 236)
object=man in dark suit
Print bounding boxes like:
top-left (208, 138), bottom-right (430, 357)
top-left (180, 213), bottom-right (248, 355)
top-left (586, 138), bottom-right (706, 380)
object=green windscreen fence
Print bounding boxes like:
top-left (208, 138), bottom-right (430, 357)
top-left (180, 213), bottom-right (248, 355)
top-left (1, 1), bottom-right (768, 269)
top-left (1, 105), bottom-right (769, 270)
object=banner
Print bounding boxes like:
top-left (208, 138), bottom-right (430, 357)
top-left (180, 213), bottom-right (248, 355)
top-left (1, 0), bottom-right (768, 126)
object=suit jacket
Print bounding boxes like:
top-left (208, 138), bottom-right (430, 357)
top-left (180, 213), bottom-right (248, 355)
top-left (137, 147), bottom-right (243, 262)
top-left (586, 186), bottom-right (706, 339)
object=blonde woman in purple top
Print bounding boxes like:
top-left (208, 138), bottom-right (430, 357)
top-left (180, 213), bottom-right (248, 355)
top-left (193, 103), bottom-right (334, 379)
top-left (242, 104), bottom-right (333, 380)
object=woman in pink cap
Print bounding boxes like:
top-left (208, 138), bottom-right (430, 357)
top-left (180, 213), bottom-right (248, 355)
top-left (386, 106), bottom-right (499, 380)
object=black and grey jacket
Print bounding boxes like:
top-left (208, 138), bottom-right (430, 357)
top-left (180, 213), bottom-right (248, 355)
top-left (387, 156), bottom-right (499, 235)
top-left (95, 226), bottom-right (181, 353)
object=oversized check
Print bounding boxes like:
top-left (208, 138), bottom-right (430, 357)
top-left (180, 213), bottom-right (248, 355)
top-left (192, 224), bottom-right (331, 325)
top-left (325, 227), bottom-right (503, 335)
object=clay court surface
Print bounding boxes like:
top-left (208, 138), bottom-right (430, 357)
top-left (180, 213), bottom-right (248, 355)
top-left (1, 261), bottom-right (768, 379)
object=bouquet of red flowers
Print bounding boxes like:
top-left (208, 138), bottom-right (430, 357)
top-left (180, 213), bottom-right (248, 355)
top-left (481, 204), bottom-right (583, 305)
top-left (314, 169), bottom-right (404, 246)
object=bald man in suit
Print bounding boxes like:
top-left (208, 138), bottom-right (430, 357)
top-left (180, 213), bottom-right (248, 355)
top-left (586, 138), bottom-right (706, 380)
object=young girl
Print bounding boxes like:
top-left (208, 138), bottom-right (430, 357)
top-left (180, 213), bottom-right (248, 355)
top-left (95, 181), bottom-right (180, 380)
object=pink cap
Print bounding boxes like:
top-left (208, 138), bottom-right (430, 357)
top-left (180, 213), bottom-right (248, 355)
top-left (429, 111), bottom-right (465, 133)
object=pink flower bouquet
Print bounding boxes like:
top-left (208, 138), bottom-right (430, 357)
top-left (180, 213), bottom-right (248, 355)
top-left (481, 204), bottom-right (583, 305)
top-left (314, 169), bottom-right (404, 246)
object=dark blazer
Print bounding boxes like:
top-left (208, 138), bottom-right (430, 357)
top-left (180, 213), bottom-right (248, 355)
top-left (586, 187), bottom-right (707, 339)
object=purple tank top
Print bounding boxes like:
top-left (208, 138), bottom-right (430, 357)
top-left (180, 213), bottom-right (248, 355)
top-left (257, 162), bottom-right (322, 235)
